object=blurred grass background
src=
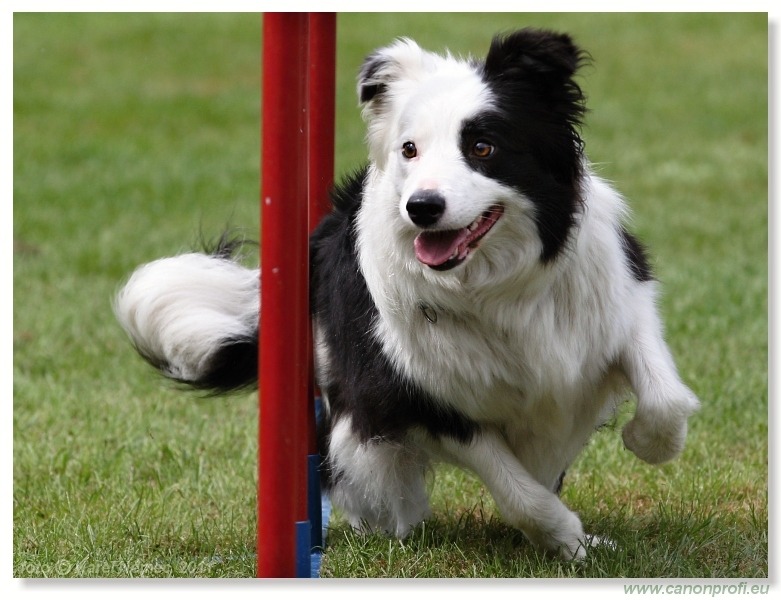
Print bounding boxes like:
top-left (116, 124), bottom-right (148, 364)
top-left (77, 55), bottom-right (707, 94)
top-left (13, 13), bottom-right (767, 578)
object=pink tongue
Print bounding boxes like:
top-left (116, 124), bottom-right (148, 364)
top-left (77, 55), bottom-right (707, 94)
top-left (414, 228), bottom-right (470, 267)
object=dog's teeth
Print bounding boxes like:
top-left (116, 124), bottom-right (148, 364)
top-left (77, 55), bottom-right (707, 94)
top-left (468, 221), bottom-right (479, 232)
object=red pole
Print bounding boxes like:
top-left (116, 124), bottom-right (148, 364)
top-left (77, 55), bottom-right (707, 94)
top-left (307, 13), bottom-right (336, 231)
top-left (305, 13), bottom-right (336, 554)
top-left (258, 12), bottom-right (336, 578)
top-left (258, 13), bottom-right (310, 578)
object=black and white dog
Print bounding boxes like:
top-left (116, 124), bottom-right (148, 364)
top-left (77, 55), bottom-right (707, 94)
top-left (115, 29), bottom-right (699, 560)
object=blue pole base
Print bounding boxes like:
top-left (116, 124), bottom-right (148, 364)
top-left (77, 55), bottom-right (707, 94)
top-left (295, 520), bottom-right (312, 578)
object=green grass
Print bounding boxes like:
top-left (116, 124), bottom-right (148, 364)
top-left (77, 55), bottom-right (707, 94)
top-left (13, 13), bottom-right (259, 578)
top-left (13, 13), bottom-right (767, 580)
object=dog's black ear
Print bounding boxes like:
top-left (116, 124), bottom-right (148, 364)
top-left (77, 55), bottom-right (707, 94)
top-left (356, 38), bottom-right (429, 109)
top-left (483, 28), bottom-right (587, 86)
top-left (482, 28), bottom-right (588, 140)
top-left (358, 52), bottom-right (390, 104)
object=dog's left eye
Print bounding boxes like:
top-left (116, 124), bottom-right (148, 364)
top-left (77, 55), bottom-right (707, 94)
top-left (471, 141), bottom-right (495, 159)
top-left (401, 141), bottom-right (418, 159)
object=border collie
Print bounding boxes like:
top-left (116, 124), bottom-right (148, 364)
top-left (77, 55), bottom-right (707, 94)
top-left (115, 29), bottom-right (699, 560)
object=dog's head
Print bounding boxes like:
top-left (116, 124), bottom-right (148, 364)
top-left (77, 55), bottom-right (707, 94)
top-left (358, 29), bottom-right (588, 275)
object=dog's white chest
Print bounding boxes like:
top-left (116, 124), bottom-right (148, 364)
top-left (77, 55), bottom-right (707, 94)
top-left (374, 295), bottom-right (566, 421)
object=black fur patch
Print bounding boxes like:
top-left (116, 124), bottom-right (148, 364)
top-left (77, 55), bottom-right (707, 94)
top-left (476, 29), bottom-right (589, 262)
top-left (357, 51), bottom-right (391, 104)
top-left (620, 227), bottom-right (654, 282)
top-left (188, 337), bottom-right (259, 393)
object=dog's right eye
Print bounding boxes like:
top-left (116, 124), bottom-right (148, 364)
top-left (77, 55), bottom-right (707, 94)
top-left (471, 141), bottom-right (495, 159)
top-left (401, 141), bottom-right (418, 159)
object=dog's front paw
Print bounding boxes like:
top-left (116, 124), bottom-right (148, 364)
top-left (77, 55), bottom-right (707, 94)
top-left (622, 413), bottom-right (689, 465)
top-left (584, 534), bottom-right (618, 553)
top-left (526, 510), bottom-right (596, 561)
top-left (556, 532), bottom-right (617, 561)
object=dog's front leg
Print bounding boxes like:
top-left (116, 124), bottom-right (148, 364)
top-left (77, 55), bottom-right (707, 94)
top-left (621, 295), bottom-right (700, 464)
top-left (326, 417), bottom-right (432, 538)
top-left (439, 429), bottom-right (594, 560)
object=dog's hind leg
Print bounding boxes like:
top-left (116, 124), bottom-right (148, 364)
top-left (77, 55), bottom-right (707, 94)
top-left (620, 286), bottom-right (700, 464)
top-left (438, 428), bottom-right (594, 561)
top-left (326, 417), bottom-right (431, 538)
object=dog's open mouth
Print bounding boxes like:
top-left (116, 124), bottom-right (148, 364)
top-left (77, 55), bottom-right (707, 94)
top-left (413, 205), bottom-right (504, 271)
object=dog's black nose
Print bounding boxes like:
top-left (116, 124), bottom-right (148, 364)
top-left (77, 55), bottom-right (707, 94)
top-left (406, 190), bottom-right (446, 227)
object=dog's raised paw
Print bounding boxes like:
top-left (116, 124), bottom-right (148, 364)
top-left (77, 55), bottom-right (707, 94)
top-left (622, 415), bottom-right (688, 465)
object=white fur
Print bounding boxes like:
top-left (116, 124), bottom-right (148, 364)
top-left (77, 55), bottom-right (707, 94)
top-left (327, 417), bottom-right (432, 538)
top-left (360, 39), bottom-right (488, 172)
top-left (114, 253), bottom-right (259, 382)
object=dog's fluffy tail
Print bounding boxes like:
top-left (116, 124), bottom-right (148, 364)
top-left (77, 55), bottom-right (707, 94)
top-left (114, 247), bottom-right (260, 393)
